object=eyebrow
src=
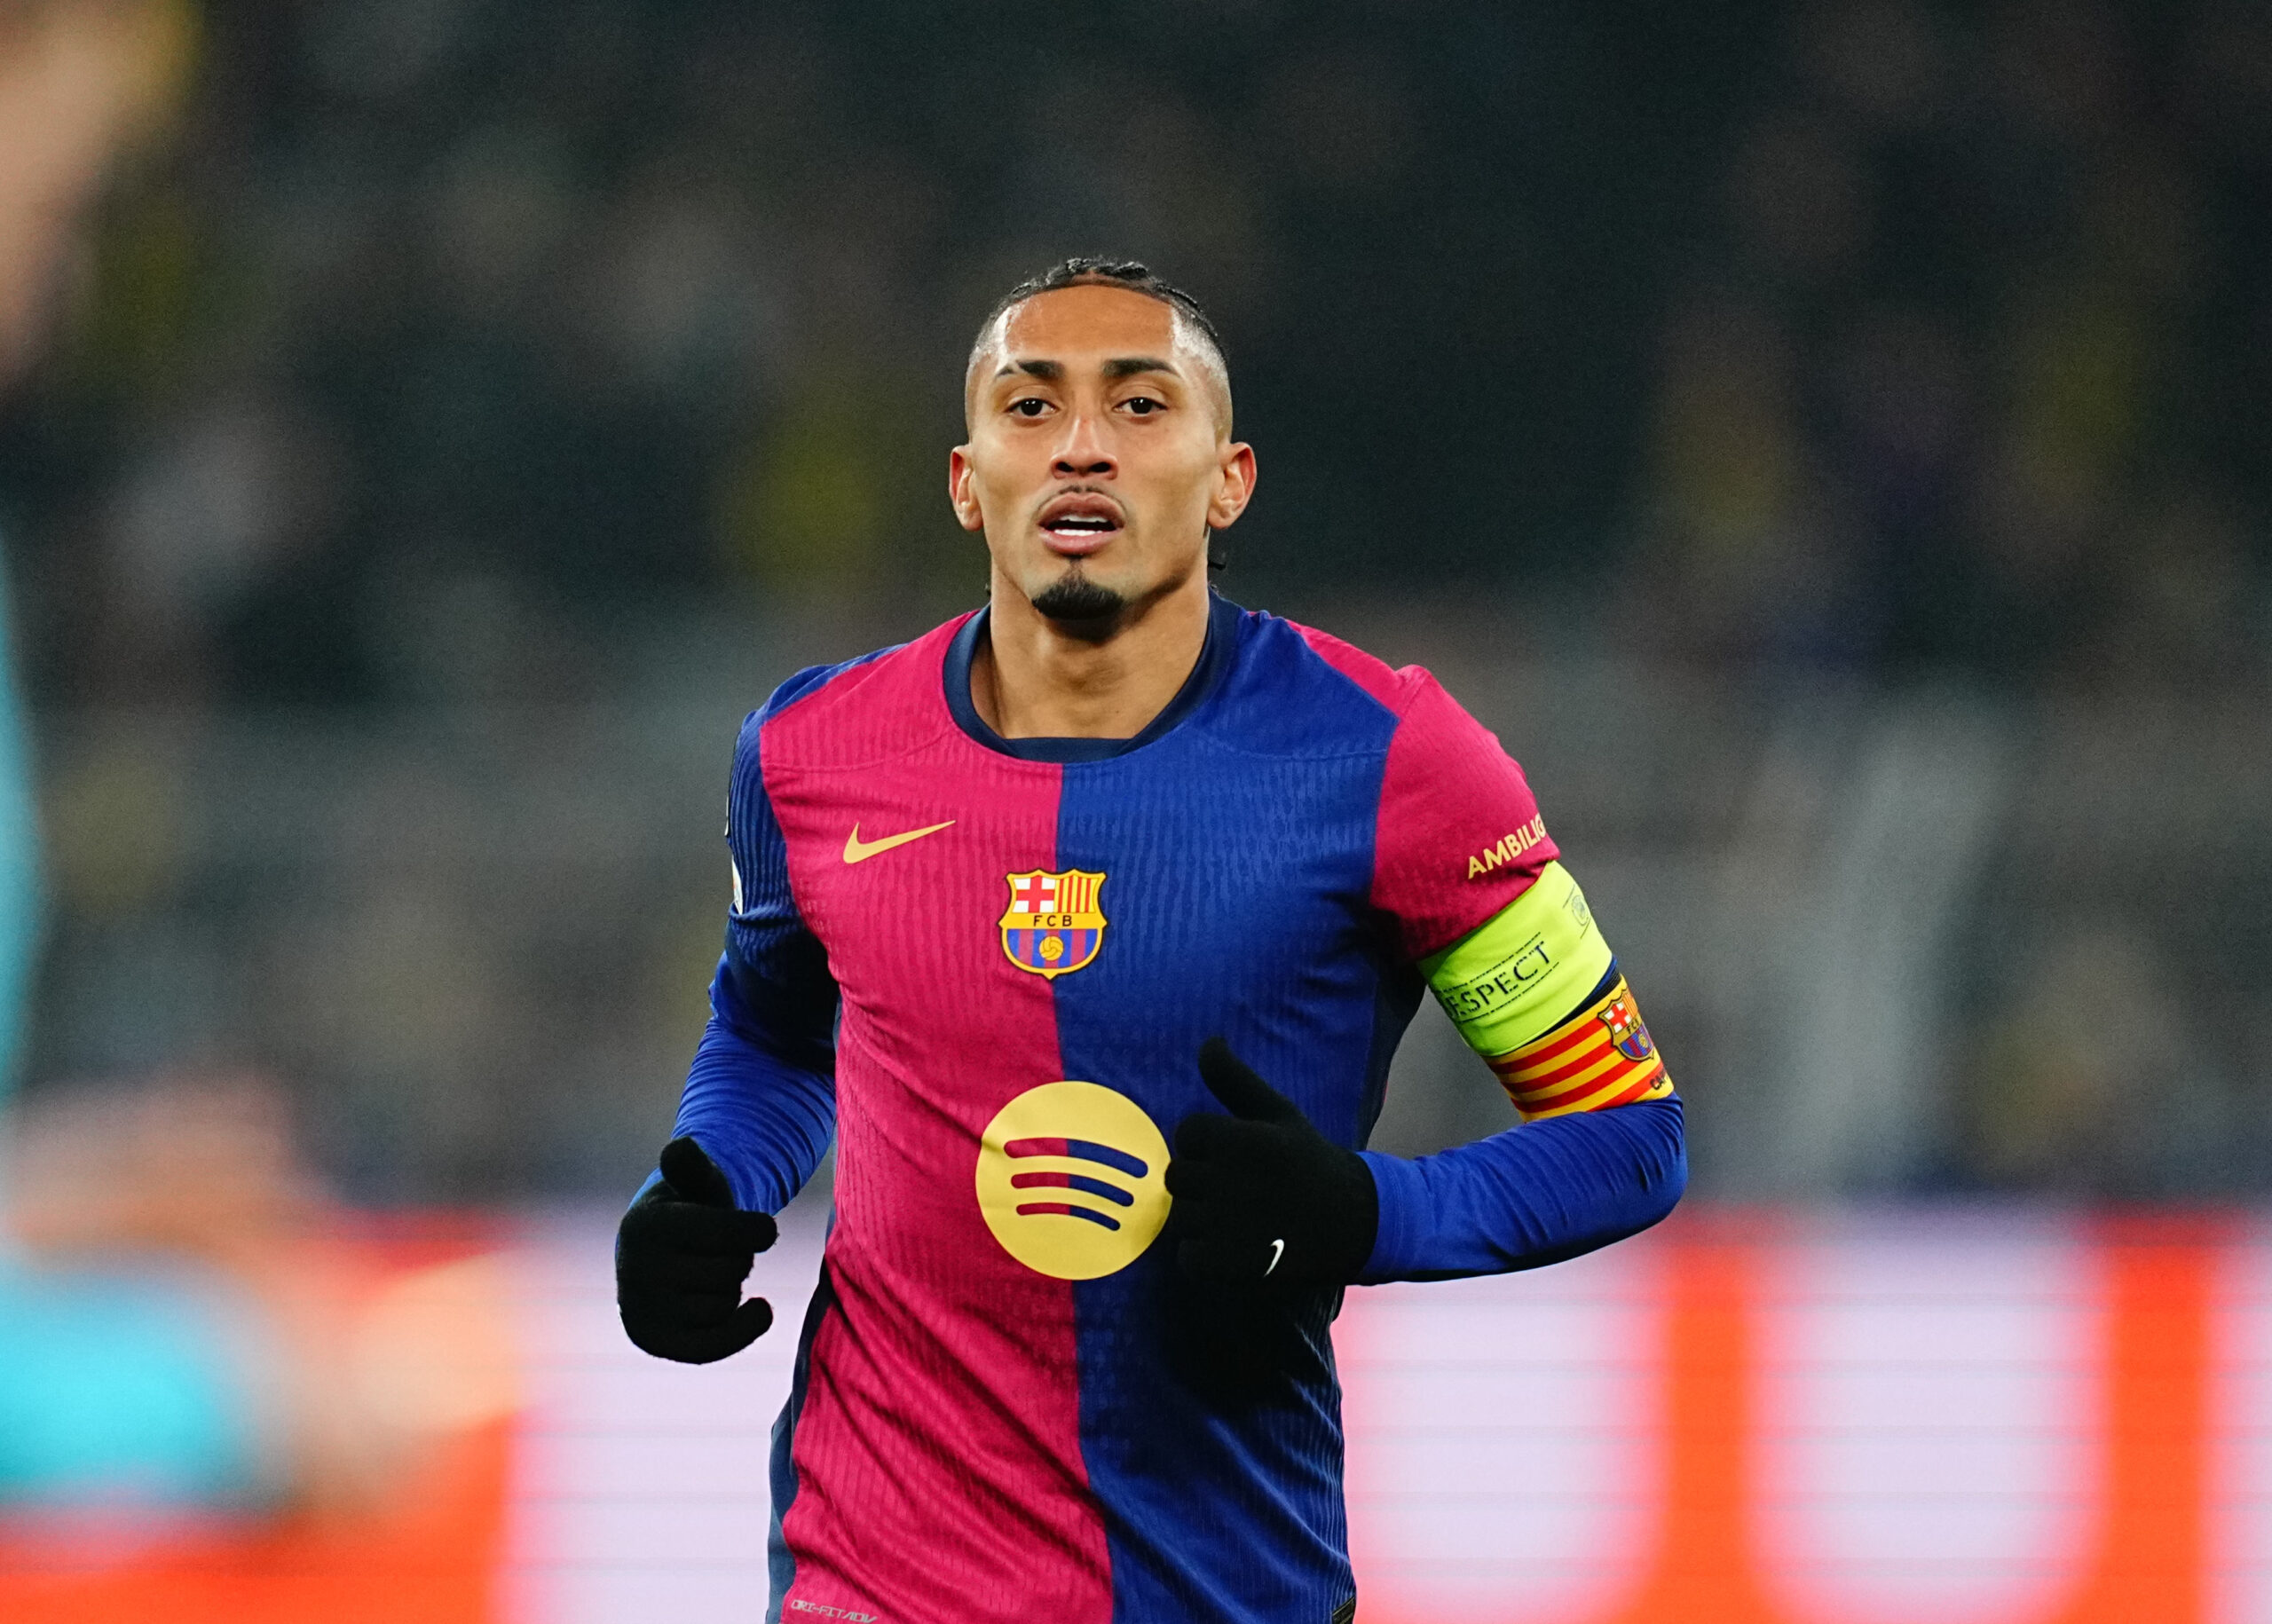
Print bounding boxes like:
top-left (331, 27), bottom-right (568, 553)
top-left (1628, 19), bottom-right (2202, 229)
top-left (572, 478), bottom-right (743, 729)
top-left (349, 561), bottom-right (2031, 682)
top-left (990, 357), bottom-right (1181, 382)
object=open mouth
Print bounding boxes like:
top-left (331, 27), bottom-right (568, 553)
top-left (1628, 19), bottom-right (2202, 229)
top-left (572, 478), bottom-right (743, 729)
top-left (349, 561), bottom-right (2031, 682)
top-left (1038, 494), bottom-right (1125, 555)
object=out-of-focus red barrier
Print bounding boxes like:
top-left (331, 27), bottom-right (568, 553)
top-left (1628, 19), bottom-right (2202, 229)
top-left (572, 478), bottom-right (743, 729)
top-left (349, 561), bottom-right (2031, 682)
top-left (0, 1225), bottom-right (515, 1624)
top-left (1345, 1210), bottom-right (2260, 1624)
top-left (1558, 1215), bottom-right (2208, 1624)
top-left (13, 1210), bottom-right (2258, 1622)
top-left (0, 1426), bottom-right (509, 1624)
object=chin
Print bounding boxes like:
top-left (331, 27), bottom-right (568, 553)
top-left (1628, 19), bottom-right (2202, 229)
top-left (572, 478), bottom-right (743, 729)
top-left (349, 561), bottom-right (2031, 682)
top-left (1029, 567), bottom-right (1131, 627)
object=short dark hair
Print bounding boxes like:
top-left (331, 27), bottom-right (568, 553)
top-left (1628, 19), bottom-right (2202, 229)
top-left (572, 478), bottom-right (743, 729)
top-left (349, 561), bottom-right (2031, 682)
top-left (978, 257), bottom-right (1227, 371)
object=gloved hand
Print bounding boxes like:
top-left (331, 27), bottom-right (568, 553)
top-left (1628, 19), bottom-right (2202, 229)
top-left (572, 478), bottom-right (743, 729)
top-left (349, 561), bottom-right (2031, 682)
top-left (1165, 1037), bottom-right (1378, 1289)
top-left (617, 1136), bottom-right (778, 1363)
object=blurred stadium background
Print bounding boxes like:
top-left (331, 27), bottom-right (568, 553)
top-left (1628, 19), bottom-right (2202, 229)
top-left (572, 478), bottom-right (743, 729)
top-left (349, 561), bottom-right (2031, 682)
top-left (2, 0), bottom-right (2268, 1619)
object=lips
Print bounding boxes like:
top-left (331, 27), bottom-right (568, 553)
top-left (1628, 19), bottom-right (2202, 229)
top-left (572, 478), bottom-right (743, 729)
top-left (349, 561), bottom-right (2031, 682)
top-left (1038, 493), bottom-right (1125, 556)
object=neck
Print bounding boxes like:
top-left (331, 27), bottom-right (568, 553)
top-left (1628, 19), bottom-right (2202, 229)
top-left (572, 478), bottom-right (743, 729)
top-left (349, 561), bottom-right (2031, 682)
top-left (973, 563), bottom-right (1211, 739)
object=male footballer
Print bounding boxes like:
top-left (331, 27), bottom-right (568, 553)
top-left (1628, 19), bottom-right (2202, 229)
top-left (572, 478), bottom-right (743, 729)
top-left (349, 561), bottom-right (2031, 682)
top-left (616, 260), bottom-right (1686, 1624)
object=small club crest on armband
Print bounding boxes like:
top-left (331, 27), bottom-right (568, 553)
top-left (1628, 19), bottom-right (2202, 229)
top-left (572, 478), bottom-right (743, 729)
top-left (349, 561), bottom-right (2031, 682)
top-left (1598, 992), bottom-right (1656, 1062)
top-left (999, 869), bottom-right (1108, 980)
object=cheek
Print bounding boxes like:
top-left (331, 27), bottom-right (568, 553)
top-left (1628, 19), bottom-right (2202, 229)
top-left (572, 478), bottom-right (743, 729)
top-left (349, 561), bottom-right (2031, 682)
top-left (966, 450), bottom-right (1033, 515)
top-left (1132, 448), bottom-right (1225, 528)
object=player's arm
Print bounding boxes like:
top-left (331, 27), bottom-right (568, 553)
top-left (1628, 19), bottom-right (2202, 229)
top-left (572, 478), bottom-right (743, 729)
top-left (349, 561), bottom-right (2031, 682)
top-left (669, 706), bottom-right (840, 1212)
top-left (1345, 676), bottom-right (1684, 1282)
top-left (619, 703), bottom-right (840, 1362)
top-left (1356, 862), bottom-right (1684, 1282)
top-left (1420, 859), bottom-right (1668, 1120)
top-left (1167, 871), bottom-right (1684, 1290)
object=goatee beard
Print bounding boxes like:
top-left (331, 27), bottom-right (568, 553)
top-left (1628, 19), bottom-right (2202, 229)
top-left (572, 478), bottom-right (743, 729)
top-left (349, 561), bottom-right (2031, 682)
top-left (1030, 572), bottom-right (1128, 637)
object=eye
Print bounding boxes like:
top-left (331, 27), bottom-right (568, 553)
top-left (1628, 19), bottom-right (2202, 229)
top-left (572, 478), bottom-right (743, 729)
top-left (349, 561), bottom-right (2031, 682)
top-left (1121, 395), bottom-right (1165, 416)
top-left (1009, 396), bottom-right (1053, 418)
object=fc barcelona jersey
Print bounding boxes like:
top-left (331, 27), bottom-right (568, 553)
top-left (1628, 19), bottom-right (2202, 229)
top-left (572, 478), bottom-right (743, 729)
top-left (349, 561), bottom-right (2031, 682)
top-left (665, 594), bottom-right (1685, 1624)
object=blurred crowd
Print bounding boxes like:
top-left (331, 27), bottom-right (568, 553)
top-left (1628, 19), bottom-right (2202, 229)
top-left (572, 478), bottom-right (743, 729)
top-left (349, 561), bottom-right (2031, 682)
top-left (1, 0), bottom-right (2256, 717)
top-left (1632, 0), bottom-right (2272, 682)
top-left (1, 0), bottom-right (512, 1523)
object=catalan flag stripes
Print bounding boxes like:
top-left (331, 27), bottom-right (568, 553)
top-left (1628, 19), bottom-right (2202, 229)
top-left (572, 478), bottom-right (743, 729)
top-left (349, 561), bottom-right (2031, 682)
top-left (1486, 975), bottom-right (1672, 1120)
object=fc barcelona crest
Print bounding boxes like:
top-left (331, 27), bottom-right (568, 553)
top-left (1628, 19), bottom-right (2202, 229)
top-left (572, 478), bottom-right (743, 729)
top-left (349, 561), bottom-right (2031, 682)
top-left (1598, 992), bottom-right (1656, 1062)
top-left (1000, 870), bottom-right (1108, 980)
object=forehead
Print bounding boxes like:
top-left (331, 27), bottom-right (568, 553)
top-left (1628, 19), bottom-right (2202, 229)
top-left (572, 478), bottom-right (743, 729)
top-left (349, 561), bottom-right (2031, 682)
top-left (984, 284), bottom-right (1187, 372)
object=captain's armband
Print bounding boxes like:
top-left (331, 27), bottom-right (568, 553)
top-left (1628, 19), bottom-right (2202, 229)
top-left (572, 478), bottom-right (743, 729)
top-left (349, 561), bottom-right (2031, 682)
top-left (1421, 862), bottom-right (1673, 1119)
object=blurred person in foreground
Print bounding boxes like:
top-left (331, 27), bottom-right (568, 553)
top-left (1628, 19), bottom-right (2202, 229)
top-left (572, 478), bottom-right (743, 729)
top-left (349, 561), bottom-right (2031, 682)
top-left (617, 260), bottom-right (1687, 1623)
top-left (0, 0), bottom-right (503, 1516)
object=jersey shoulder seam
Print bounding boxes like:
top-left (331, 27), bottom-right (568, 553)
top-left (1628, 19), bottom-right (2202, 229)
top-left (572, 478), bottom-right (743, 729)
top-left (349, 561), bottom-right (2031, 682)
top-left (757, 641), bottom-right (907, 723)
top-left (1282, 619), bottom-right (1426, 721)
top-left (1169, 615), bottom-right (1416, 761)
top-left (753, 618), bottom-right (969, 769)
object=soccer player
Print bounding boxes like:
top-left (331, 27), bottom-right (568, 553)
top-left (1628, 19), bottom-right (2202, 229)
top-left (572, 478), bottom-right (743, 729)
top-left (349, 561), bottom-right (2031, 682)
top-left (617, 259), bottom-right (1686, 1624)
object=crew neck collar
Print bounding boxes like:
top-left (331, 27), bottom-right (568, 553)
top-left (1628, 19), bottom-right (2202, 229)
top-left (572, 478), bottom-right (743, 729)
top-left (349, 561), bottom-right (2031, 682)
top-left (943, 591), bottom-right (1242, 763)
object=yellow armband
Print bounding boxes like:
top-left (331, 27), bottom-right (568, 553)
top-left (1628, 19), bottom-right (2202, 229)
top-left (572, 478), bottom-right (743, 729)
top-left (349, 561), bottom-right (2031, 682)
top-left (1421, 861), bottom-right (1673, 1120)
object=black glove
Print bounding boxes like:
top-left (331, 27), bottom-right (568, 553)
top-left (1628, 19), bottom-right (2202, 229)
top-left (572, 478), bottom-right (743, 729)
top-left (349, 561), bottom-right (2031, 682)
top-left (617, 1136), bottom-right (778, 1364)
top-left (1165, 1037), bottom-right (1379, 1289)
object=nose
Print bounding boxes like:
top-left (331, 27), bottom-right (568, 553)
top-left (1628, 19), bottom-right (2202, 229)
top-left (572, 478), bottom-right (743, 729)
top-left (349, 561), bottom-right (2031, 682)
top-left (1052, 410), bottom-right (1115, 479)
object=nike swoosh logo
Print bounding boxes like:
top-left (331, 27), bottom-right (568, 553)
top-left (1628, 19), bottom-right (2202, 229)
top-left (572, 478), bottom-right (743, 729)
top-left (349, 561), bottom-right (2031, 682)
top-left (1265, 1239), bottom-right (1285, 1277)
top-left (842, 819), bottom-right (957, 864)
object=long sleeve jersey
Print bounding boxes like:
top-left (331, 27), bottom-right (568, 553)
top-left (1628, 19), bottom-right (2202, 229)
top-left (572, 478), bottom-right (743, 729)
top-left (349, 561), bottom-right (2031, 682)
top-left (661, 593), bottom-right (1685, 1624)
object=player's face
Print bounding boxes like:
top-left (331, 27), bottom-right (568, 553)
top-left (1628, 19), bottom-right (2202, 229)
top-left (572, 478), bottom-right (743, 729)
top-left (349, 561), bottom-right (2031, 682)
top-left (951, 286), bottom-right (1254, 624)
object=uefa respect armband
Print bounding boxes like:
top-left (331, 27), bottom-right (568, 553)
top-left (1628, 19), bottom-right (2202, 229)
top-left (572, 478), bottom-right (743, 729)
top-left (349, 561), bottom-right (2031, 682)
top-left (1421, 862), bottom-right (1674, 1119)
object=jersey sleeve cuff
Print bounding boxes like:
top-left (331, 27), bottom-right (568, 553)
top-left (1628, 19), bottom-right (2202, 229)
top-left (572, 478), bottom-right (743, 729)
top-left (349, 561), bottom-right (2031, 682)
top-left (627, 1145), bottom-right (757, 1212)
top-left (1355, 1149), bottom-right (1430, 1283)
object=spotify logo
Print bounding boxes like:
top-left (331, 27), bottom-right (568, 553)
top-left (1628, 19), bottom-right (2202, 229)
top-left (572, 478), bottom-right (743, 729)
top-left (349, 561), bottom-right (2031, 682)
top-left (974, 1082), bottom-right (1172, 1281)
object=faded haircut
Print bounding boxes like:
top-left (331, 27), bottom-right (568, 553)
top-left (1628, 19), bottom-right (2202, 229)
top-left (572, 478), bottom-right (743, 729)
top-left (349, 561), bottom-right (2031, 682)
top-left (966, 256), bottom-right (1233, 435)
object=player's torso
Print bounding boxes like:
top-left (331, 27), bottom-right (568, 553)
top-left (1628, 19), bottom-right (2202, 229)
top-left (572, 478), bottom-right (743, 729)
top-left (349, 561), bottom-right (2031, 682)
top-left (761, 635), bottom-right (1398, 1298)
top-left (753, 611), bottom-right (1402, 1624)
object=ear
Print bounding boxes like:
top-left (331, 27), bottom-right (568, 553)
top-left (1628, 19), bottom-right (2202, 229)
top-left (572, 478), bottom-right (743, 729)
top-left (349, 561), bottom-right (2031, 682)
top-left (948, 445), bottom-right (985, 532)
top-left (1206, 441), bottom-right (1258, 530)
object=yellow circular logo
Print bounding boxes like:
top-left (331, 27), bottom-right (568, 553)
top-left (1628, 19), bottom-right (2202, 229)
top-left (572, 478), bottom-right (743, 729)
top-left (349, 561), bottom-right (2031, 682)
top-left (974, 1082), bottom-right (1172, 1281)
